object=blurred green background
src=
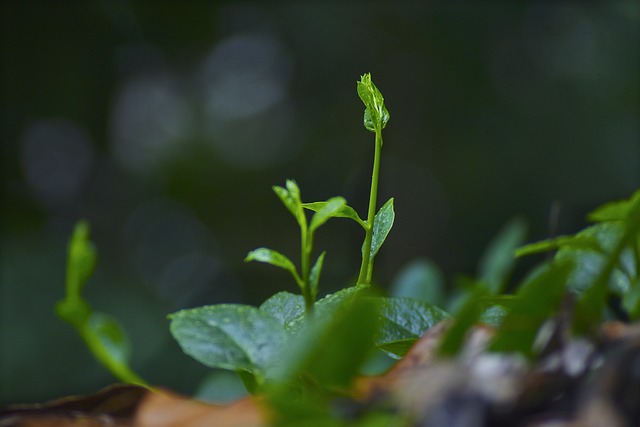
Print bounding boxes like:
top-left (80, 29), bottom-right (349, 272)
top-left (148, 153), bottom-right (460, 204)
top-left (1, 1), bottom-right (638, 405)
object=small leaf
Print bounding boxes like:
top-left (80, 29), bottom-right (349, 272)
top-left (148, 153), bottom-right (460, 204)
top-left (374, 297), bottom-right (450, 358)
top-left (366, 198), bottom-right (395, 258)
top-left (309, 197), bottom-right (347, 233)
top-left (259, 291), bottom-right (305, 328)
top-left (478, 217), bottom-right (527, 294)
top-left (169, 304), bottom-right (286, 379)
top-left (87, 312), bottom-right (131, 365)
top-left (273, 180), bottom-right (304, 227)
top-left (516, 234), bottom-right (603, 258)
top-left (389, 258), bottom-right (446, 306)
top-left (309, 252), bottom-right (326, 301)
top-left (588, 188), bottom-right (640, 223)
top-left (303, 202), bottom-right (366, 228)
top-left (245, 248), bottom-right (301, 286)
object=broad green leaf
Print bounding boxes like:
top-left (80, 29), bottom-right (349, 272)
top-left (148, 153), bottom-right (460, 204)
top-left (366, 198), bottom-right (395, 258)
top-left (169, 304), bottom-right (286, 380)
top-left (245, 248), bottom-right (301, 285)
top-left (86, 312), bottom-right (131, 365)
top-left (588, 188), bottom-right (640, 222)
top-left (303, 202), bottom-right (366, 228)
top-left (286, 285), bottom-right (370, 333)
top-left (309, 252), bottom-right (326, 301)
top-left (374, 297), bottom-right (450, 358)
top-left (66, 221), bottom-right (97, 298)
top-left (490, 261), bottom-right (571, 357)
top-left (478, 217), bottom-right (527, 294)
top-left (273, 180), bottom-right (304, 227)
top-left (259, 291), bottom-right (305, 329)
top-left (309, 197), bottom-right (347, 233)
top-left (357, 73), bottom-right (390, 132)
top-left (389, 258), bottom-right (446, 306)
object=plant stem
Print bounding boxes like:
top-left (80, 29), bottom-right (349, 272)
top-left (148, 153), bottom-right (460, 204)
top-left (300, 221), bottom-right (314, 313)
top-left (357, 128), bottom-right (383, 284)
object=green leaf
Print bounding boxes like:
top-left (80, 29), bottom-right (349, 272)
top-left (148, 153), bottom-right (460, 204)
top-left (438, 287), bottom-right (487, 357)
top-left (389, 258), bottom-right (446, 306)
top-left (478, 217), bottom-right (527, 294)
top-left (66, 220), bottom-right (97, 298)
top-left (86, 312), bottom-right (131, 365)
top-left (286, 285), bottom-right (370, 333)
top-left (367, 198), bottom-right (395, 258)
top-left (376, 339), bottom-right (417, 359)
top-left (556, 223), bottom-right (633, 295)
top-left (357, 73), bottom-right (390, 132)
top-left (588, 188), bottom-right (640, 222)
top-left (303, 202), bottom-right (366, 228)
top-left (259, 291), bottom-right (305, 329)
top-left (265, 297), bottom-right (378, 423)
top-left (623, 276), bottom-right (640, 319)
top-left (516, 234), bottom-right (602, 258)
top-left (309, 252), bottom-right (326, 301)
top-left (273, 180), bottom-right (305, 227)
top-left (309, 197), bottom-right (347, 233)
top-left (489, 261), bottom-right (571, 357)
top-left (169, 304), bottom-right (286, 380)
top-left (245, 248), bottom-right (301, 286)
top-left (374, 297), bottom-right (450, 358)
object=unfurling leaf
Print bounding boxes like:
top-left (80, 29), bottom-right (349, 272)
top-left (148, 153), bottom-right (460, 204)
top-left (357, 73), bottom-right (390, 132)
top-left (273, 180), bottom-right (305, 227)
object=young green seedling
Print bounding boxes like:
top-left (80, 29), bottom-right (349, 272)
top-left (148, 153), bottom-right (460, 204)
top-left (245, 180), bottom-right (347, 312)
top-left (246, 74), bottom-right (394, 312)
top-left (305, 73), bottom-right (395, 286)
top-left (56, 221), bottom-right (147, 387)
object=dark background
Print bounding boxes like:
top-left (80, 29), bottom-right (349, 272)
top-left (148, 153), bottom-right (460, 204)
top-left (1, 1), bottom-right (638, 405)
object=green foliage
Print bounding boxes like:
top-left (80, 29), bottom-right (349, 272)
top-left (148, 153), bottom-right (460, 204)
top-left (55, 221), bottom-right (146, 386)
top-left (374, 297), bottom-right (450, 358)
top-left (53, 71), bottom-right (640, 425)
top-left (518, 189), bottom-right (640, 330)
top-left (245, 180), bottom-right (347, 311)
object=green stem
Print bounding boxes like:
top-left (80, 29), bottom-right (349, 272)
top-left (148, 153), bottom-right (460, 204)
top-left (300, 220), bottom-right (314, 313)
top-left (357, 128), bottom-right (383, 284)
top-left (79, 324), bottom-right (148, 387)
